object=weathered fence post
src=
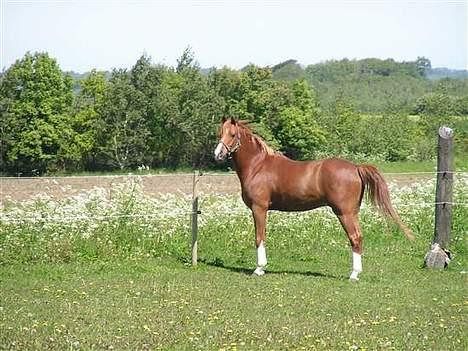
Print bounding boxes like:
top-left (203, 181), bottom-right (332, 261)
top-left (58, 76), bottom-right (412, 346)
top-left (425, 126), bottom-right (454, 269)
top-left (191, 171), bottom-right (201, 266)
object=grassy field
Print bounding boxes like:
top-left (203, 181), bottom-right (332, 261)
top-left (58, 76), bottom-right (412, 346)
top-left (0, 175), bottom-right (467, 350)
top-left (1, 257), bottom-right (466, 351)
top-left (372, 155), bottom-right (467, 173)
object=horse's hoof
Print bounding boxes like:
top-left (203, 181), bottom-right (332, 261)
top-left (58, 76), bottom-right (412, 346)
top-left (252, 267), bottom-right (265, 276)
top-left (349, 277), bottom-right (360, 282)
top-left (349, 270), bottom-right (360, 281)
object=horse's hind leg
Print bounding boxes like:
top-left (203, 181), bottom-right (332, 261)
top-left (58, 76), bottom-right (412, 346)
top-left (336, 212), bottom-right (363, 281)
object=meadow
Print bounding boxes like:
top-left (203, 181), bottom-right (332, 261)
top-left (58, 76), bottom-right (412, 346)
top-left (0, 175), bottom-right (467, 350)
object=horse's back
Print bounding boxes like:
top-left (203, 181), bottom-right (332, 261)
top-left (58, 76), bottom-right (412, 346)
top-left (242, 155), bottom-right (364, 212)
top-left (271, 157), bottom-right (359, 186)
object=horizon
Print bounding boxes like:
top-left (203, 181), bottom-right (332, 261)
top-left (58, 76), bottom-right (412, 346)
top-left (3, 49), bottom-right (467, 75)
top-left (61, 55), bottom-right (465, 75)
top-left (2, 0), bottom-right (467, 73)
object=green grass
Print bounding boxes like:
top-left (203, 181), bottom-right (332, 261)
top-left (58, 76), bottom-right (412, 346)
top-left (0, 256), bottom-right (466, 350)
top-left (0, 176), bottom-right (467, 350)
top-left (373, 155), bottom-right (468, 174)
top-left (373, 160), bottom-right (436, 173)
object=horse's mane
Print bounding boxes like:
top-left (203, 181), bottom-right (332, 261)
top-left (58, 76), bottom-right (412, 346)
top-left (237, 121), bottom-right (281, 156)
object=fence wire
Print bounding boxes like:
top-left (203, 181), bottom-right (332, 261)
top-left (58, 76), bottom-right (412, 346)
top-left (0, 170), bottom-right (466, 180)
top-left (1, 171), bottom-right (467, 223)
top-left (0, 212), bottom-right (196, 224)
top-left (1, 202), bottom-right (467, 224)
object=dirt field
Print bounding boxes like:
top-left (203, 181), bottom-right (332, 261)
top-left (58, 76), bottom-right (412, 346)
top-left (0, 172), bottom-right (433, 203)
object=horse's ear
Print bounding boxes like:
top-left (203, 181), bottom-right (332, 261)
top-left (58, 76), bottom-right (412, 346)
top-left (230, 117), bottom-right (237, 125)
top-left (221, 116), bottom-right (227, 123)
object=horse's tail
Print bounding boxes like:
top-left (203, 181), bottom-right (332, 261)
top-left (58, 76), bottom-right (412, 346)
top-left (358, 165), bottom-right (415, 240)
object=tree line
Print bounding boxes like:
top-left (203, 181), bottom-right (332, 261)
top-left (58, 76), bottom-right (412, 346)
top-left (0, 50), bottom-right (467, 176)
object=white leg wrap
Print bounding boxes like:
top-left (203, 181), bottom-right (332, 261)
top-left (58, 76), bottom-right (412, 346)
top-left (257, 241), bottom-right (267, 267)
top-left (353, 252), bottom-right (362, 273)
top-left (350, 252), bottom-right (362, 281)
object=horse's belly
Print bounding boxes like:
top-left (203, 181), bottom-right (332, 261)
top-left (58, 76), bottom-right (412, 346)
top-left (269, 197), bottom-right (325, 212)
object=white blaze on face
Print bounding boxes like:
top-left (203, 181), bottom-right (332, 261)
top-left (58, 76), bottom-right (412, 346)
top-left (214, 142), bottom-right (224, 159)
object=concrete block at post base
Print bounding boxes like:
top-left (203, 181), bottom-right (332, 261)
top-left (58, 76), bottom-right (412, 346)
top-left (424, 243), bottom-right (452, 269)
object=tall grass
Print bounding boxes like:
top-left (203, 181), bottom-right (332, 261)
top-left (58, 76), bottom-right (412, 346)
top-left (0, 175), bottom-right (467, 268)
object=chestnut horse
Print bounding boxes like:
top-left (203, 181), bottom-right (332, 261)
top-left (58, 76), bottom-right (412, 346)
top-left (214, 117), bottom-right (414, 280)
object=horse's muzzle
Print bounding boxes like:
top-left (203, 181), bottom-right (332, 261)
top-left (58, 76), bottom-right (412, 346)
top-left (214, 142), bottom-right (227, 162)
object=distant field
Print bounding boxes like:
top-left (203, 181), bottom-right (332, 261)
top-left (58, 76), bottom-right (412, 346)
top-left (0, 173), bottom-right (467, 350)
top-left (4, 157), bottom-right (467, 202)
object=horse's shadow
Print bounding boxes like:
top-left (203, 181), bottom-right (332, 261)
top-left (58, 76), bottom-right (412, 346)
top-left (201, 259), bottom-right (337, 279)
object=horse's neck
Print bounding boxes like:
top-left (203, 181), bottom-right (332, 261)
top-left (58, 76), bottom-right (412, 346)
top-left (232, 135), bottom-right (265, 183)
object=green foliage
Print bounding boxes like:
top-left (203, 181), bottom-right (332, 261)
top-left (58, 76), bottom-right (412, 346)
top-left (1, 52), bottom-right (467, 174)
top-left (0, 52), bottom-right (75, 174)
top-left (305, 57), bottom-right (468, 114)
top-left (272, 59), bottom-right (306, 83)
top-left (173, 57), bottom-right (225, 168)
top-left (96, 69), bottom-right (151, 169)
top-left (414, 92), bottom-right (452, 116)
top-left (330, 92), bottom-right (361, 154)
top-left (72, 69), bottom-right (109, 169)
top-left (270, 81), bottom-right (326, 159)
top-left (415, 56), bottom-right (432, 77)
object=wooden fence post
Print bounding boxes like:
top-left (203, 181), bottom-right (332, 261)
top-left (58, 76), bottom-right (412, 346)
top-left (191, 171), bottom-right (201, 266)
top-left (425, 126), bottom-right (454, 269)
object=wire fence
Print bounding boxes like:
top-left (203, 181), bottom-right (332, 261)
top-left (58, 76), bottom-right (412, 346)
top-left (1, 169), bottom-right (465, 180)
top-left (1, 171), bottom-right (468, 223)
top-left (0, 212), bottom-right (198, 224)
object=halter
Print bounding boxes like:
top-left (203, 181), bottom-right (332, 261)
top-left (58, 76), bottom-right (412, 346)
top-left (220, 128), bottom-right (241, 158)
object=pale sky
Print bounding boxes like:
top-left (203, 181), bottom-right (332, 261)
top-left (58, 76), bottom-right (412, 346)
top-left (1, 0), bottom-right (467, 72)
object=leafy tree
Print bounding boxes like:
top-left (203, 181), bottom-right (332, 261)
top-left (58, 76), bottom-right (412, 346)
top-left (72, 69), bottom-right (108, 169)
top-left (415, 56), bottom-right (432, 77)
top-left (374, 113), bottom-right (417, 161)
top-left (238, 65), bottom-right (276, 119)
top-left (414, 92), bottom-right (452, 116)
top-left (305, 57), bottom-right (436, 113)
top-left (96, 69), bottom-right (150, 169)
top-left (332, 91), bottom-right (360, 154)
top-left (272, 59), bottom-right (306, 83)
top-left (0, 52), bottom-right (75, 174)
top-left (270, 80), bottom-right (326, 159)
top-left (209, 65), bottom-right (290, 149)
top-left (453, 95), bottom-right (468, 115)
top-left (1, 52), bottom-right (466, 173)
top-left (207, 67), bottom-right (242, 116)
top-left (173, 51), bottom-right (224, 167)
top-left (129, 54), bottom-right (177, 167)
top-left (176, 47), bottom-right (198, 73)
top-left (0, 95), bottom-right (14, 173)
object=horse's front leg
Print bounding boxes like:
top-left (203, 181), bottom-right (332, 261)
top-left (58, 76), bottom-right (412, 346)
top-left (251, 205), bottom-right (268, 276)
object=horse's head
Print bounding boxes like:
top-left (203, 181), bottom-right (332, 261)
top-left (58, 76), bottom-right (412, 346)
top-left (214, 117), bottom-right (241, 162)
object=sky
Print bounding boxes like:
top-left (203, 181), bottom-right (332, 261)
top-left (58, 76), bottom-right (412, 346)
top-left (1, 0), bottom-right (467, 72)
